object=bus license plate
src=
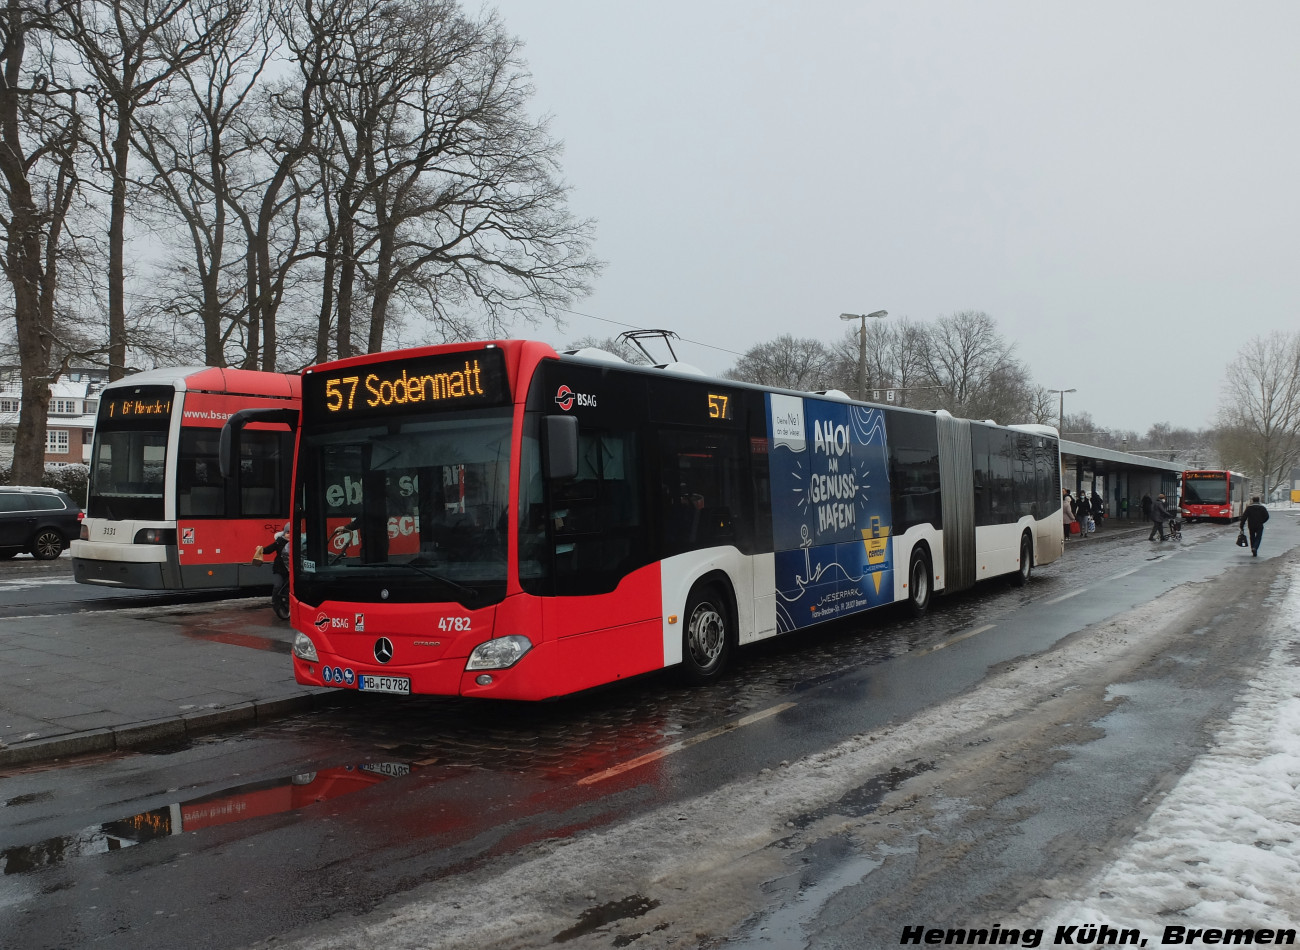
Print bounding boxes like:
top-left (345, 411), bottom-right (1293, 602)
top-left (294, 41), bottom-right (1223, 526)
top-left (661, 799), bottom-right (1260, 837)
top-left (359, 674), bottom-right (410, 695)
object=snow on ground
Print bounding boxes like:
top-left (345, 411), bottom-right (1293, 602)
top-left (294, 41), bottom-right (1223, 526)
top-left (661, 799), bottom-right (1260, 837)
top-left (1027, 555), bottom-right (1300, 928)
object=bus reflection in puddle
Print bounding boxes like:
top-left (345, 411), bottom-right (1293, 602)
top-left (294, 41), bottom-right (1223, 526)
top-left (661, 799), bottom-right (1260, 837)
top-left (1, 762), bottom-right (412, 876)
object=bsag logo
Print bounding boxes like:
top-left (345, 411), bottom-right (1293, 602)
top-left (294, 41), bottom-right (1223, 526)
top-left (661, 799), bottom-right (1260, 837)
top-left (314, 612), bottom-right (350, 631)
top-left (554, 384), bottom-right (596, 411)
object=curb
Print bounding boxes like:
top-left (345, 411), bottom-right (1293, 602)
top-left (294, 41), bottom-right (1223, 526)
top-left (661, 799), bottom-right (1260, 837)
top-left (0, 689), bottom-right (352, 769)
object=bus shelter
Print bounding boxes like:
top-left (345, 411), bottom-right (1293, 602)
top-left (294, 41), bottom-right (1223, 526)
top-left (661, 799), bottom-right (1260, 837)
top-left (1059, 440), bottom-right (1184, 522)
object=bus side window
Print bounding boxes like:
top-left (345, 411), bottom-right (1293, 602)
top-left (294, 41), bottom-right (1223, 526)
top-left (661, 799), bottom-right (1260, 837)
top-left (551, 427), bottom-right (648, 595)
top-left (658, 429), bottom-right (746, 556)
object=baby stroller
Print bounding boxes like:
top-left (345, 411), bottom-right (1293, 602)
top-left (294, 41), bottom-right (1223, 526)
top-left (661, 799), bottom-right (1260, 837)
top-left (1166, 513), bottom-right (1183, 542)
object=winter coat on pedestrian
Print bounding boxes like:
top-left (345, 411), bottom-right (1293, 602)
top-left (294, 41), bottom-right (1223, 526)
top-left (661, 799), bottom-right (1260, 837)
top-left (1241, 502), bottom-right (1270, 532)
top-left (1150, 496), bottom-right (1171, 524)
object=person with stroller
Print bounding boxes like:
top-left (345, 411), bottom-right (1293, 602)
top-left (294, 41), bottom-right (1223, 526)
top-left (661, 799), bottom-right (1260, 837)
top-left (1239, 496), bottom-right (1270, 557)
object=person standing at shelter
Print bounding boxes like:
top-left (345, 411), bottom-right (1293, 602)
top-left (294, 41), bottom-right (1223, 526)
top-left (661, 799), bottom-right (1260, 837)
top-left (1239, 495), bottom-right (1270, 557)
top-left (1073, 489), bottom-right (1091, 535)
top-left (1148, 493), bottom-right (1171, 542)
top-left (1090, 490), bottom-right (1104, 530)
top-left (1062, 489), bottom-right (1076, 541)
top-left (1141, 493), bottom-right (1152, 523)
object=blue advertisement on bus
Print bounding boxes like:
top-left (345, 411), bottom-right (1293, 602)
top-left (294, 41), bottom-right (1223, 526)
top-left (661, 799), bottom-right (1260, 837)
top-left (767, 393), bottom-right (894, 632)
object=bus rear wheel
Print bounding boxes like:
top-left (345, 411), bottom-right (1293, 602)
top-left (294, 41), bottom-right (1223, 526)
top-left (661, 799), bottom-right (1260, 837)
top-left (680, 585), bottom-right (731, 685)
top-left (907, 548), bottom-right (932, 615)
top-left (1013, 533), bottom-right (1033, 586)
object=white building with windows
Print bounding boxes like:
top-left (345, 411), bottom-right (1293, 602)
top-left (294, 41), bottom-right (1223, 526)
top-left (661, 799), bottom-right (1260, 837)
top-left (0, 367), bottom-right (107, 468)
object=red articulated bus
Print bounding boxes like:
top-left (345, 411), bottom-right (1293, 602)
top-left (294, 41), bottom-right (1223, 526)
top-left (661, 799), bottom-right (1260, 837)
top-left (225, 340), bottom-right (1063, 701)
top-left (1179, 469), bottom-right (1250, 522)
top-left (72, 367), bottom-right (300, 589)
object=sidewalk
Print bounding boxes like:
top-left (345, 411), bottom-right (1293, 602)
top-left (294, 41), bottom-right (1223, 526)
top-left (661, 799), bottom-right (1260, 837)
top-left (0, 596), bottom-right (340, 769)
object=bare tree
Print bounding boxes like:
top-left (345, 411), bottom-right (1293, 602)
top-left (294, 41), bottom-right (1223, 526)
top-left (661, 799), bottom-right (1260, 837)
top-left (724, 335), bottom-right (833, 391)
top-left (1216, 331), bottom-right (1300, 497)
top-left (0, 0), bottom-right (97, 483)
top-left (829, 317), bottom-right (931, 406)
top-left (357, 0), bottom-right (598, 353)
top-left (920, 310), bottom-right (1020, 417)
top-left (131, 0), bottom-right (272, 367)
top-left (58, 0), bottom-right (235, 379)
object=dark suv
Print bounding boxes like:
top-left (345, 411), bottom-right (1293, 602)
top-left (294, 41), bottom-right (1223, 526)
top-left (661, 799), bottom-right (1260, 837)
top-left (0, 486), bottom-right (84, 560)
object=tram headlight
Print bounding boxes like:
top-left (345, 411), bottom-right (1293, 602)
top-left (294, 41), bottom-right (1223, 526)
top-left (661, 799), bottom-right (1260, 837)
top-left (133, 527), bottom-right (177, 544)
top-left (466, 635), bottom-right (533, 671)
top-left (292, 632), bottom-right (319, 663)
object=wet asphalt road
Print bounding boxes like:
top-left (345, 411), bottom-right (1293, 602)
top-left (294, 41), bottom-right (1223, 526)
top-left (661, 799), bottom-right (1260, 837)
top-left (0, 516), bottom-right (1294, 950)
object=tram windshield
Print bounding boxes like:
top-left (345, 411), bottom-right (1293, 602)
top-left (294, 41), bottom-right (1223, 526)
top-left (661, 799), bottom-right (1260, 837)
top-left (87, 427), bottom-right (169, 521)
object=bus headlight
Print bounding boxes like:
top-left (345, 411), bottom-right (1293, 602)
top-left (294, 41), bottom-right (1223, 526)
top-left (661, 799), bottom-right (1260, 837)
top-left (466, 635), bottom-right (533, 670)
top-left (292, 633), bottom-right (319, 663)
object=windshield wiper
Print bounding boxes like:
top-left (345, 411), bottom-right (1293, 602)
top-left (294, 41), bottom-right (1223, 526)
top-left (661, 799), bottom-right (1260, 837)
top-left (392, 558), bottom-right (479, 598)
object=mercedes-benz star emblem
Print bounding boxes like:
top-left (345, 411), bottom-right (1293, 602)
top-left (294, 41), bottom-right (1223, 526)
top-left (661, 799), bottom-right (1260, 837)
top-left (374, 638), bottom-right (394, 664)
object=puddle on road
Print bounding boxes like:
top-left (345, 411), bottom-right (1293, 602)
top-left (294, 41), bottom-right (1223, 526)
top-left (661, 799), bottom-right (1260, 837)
top-left (178, 626), bottom-right (291, 652)
top-left (787, 760), bottom-right (933, 831)
top-left (552, 894), bottom-right (662, 943)
top-left (2, 790), bottom-right (55, 808)
top-left (0, 761), bottom-right (414, 876)
top-left (728, 835), bottom-right (884, 949)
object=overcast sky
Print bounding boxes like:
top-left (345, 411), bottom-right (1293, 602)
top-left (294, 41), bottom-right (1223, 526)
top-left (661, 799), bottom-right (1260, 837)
top-left (482, 1), bottom-right (1300, 433)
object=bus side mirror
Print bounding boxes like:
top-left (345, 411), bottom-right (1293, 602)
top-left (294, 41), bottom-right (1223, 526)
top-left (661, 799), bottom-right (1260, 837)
top-left (544, 415), bottom-right (579, 480)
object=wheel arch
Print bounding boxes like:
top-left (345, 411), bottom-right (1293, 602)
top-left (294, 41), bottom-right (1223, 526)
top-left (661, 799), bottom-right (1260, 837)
top-left (660, 551), bottom-right (746, 669)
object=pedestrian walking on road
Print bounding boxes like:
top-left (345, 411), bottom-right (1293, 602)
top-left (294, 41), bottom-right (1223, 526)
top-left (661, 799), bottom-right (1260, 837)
top-left (1239, 496), bottom-right (1270, 557)
top-left (1148, 493), bottom-right (1171, 542)
top-left (1062, 489), bottom-right (1076, 541)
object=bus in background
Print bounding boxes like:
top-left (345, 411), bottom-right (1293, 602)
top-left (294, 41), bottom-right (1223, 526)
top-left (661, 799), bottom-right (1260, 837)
top-left (1179, 469), bottom-right (1250, 521)
top-left (73, 367), bottom-right (300, 589)
top-left (243, 340), bottom-right (1061, 701)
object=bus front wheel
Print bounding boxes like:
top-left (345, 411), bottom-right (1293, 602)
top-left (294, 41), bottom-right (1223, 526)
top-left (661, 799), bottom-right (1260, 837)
top-left (907, 549), bottom-right (932, 616)
top-left (680, 585), bottom-right (731, 685)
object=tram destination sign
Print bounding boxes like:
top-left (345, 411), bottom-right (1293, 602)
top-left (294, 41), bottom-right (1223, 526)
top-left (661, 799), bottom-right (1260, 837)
top-left (98, 386), bottom-right (175, 427)
top-left (305, 348), bottom-right (510, 422)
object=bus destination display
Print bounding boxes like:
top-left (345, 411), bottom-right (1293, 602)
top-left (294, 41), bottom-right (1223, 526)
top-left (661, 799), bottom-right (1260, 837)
top-left (305, 349), bottom-right (509, 422)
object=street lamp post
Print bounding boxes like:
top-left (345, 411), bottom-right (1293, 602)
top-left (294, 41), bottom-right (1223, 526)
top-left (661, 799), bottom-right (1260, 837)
top-left (839, 310), bottom-right (887, 400)
top-left (1047, 388), bottom-right (1076, 433)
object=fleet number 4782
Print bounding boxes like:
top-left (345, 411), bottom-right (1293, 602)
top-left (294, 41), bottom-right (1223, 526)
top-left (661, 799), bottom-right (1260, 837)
top-left (439, 617), bottom-right (471, 631)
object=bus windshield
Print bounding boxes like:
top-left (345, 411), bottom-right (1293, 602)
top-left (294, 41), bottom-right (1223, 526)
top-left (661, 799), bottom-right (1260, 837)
top-left (296, 408), bottom-right (513, 608)
top-left (1181, 475), bottom-right (1226, 506)
top-left (87, 427), bottom-right (169, 520)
